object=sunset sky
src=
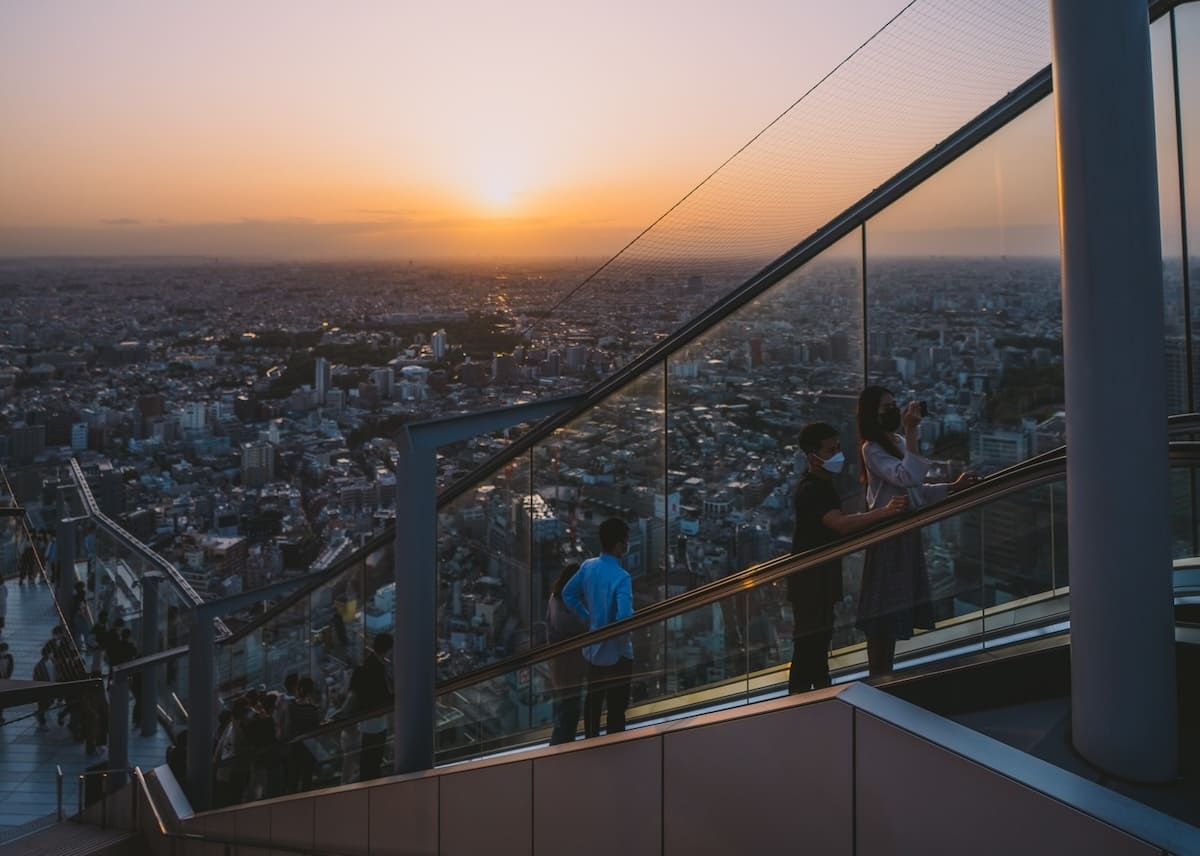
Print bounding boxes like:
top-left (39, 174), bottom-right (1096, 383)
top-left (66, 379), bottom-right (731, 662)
top-left (1, 2), bottom-right (1194, 261)
top-left (0, 1), bottom-right (917, 259)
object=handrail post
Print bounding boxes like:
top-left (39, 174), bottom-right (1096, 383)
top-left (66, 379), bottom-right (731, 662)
top-left (1050, 0), bottom-right (1178, 782)
top-left (108, 672), bottom-right (129, 790)
top-left (55, 488), bottom-right (77, 606)
top-left (56, 765), bottom-right (63, 822)
top-left (140, 571), bottom-right (165, 736)
top-left (186, 609), bottom-right (216, 810)
top-left (395, 425), bottom-right (436, 774)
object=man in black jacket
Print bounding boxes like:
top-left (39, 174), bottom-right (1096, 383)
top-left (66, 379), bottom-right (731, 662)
top-left (788, 422), bottom-right (907, 693)
top-left (351, 633), bottom-right (393, 781)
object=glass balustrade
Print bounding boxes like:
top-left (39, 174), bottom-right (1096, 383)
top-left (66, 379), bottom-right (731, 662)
top-left (135, 0), bottom-right (1200, 812)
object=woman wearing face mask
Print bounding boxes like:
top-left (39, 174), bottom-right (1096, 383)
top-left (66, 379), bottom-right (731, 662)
top-left (855, 386), bottom-right (978, 678)
top-left (788, 421), bottom-right (909, 694)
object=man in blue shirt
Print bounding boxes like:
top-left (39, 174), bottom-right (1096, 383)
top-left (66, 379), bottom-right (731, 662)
top-left (562, 517), bottom-right (634, 738)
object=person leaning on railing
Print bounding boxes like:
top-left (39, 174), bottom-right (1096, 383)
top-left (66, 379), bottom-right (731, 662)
top-left (788, 421), bottom-right (908, 695)
top-left (563, 518), bottom-right (635, 740)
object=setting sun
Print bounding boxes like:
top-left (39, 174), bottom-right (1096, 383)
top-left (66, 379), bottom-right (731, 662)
top-left (478, 176), bottom-right (523, 213)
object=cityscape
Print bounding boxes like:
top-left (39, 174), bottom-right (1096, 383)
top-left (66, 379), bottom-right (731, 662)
top-left (5, 251), bottom-right (1194, 748)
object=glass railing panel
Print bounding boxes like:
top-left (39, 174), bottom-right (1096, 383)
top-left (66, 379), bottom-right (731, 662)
top-left (1171, 467), bottom-right (1200, 560)
top-left (257, 599), bottom-right (310, 703)
top-left (437, 453), bottom-right (532, 680)
top-left (661, 590), bottom-right (753, 711)
top-left (219, 626), bottom-right (263, 705)
top-left (865, 96), bottom-right (1063, 473)
top-left (1178, 4), bottom-right (1200, 413)
top-left (530, 365), bottom-right (666, 617)
top-left (514, 0), bottom-right (1051, 378)
top-left (360, 539), bottom-right (395, 660)
top-left (309, 558), bottom-right (367, 715)
top-left (666, 230), bottom-right (864, 593)
top-left (978, 482), bottom-right (1067, 637)
top-left (91, 524), bottom-right (148, 632)
top-left (436, 586), bottom-right (760, 764)
top-left (436, 420), bottom-right (541, 492)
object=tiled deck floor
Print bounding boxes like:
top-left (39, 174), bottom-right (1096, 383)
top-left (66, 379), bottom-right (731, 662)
top-left (0, 577), bottom-right (172, 829)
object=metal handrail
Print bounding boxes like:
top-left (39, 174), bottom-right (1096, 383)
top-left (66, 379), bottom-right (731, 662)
top-left (110, 645), bottom-right (190, 678)
top-left (68, 459), bottom-right (232, 639)
top-left (206, 439), bottom-right (1200, 763)
top-left (436, 440), bottom-right (1200, 696)
top-left (132, 766), bottom-right (347, 856)
top-left (207, 412), bottom-right (1200, 690)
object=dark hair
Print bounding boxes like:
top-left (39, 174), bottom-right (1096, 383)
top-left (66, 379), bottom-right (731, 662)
top-left (552, 562), bottom-right (581, 598)
top-left (284, 673), bottom-right (299, 692)
top-left (856, 385), bottom-right (902, 484)
top-left (297, 676), bottom-right (315, 698)
top-left (598, 517), bottom-right (630, 553)
top-left (798, 422), bottom-right (838, 455)
top-left (373, 633), bottom-right (394, 655)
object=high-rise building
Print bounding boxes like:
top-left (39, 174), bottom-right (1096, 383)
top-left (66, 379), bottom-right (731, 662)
top-left (492, 354), bottom-right (517, 384)
top-left (241, 440), bottom-right (275, 488)
top-left (431, 329), bottom-right (447, 360)
top-left (372, 367), bottom-right (394, 399)
top-left (181, 402), bottom-right (208, 432)
top-left (70, 421), bottom-right (89, 451)
top-left (315, 357), bottom-right (331, 405)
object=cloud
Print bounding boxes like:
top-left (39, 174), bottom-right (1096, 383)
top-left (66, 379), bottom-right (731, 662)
top-left (101, 218), bottom-right (141, 226)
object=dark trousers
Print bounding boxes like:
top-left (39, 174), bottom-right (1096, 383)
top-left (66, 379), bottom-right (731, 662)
top-left (359, 730), bottom-right (387, 781)
top-left (789, 630), bottom-right (833, 694)
top-left (583, 658), bottom-right (633, 738)
top-left (549, 686), bottom-right (583, 745)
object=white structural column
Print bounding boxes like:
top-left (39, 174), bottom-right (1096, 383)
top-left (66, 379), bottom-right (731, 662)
top-left (1050, 0), bottom-right (1177, 781)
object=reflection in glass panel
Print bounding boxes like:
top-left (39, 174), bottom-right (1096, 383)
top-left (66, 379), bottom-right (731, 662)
top-left (866, 98), bottom-right (1062, 474)
top-left (437, 452), bottom-right (532, 681)
top-left (531, 367), bottom-right (666, 625)
top-left (667, 233), bottom-right (865, 599)
top-left (1154, 13), bottom-right (1190, 416)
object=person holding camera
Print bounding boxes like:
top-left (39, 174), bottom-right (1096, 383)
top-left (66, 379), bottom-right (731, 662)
top-left (855, 386), bottom-right (979, 678)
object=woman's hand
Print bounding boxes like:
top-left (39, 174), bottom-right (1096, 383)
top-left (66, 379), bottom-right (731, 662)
top-left (902, 400), bottom-right (923, 430)
top-left (949, 471), bottom-right (981, 494)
